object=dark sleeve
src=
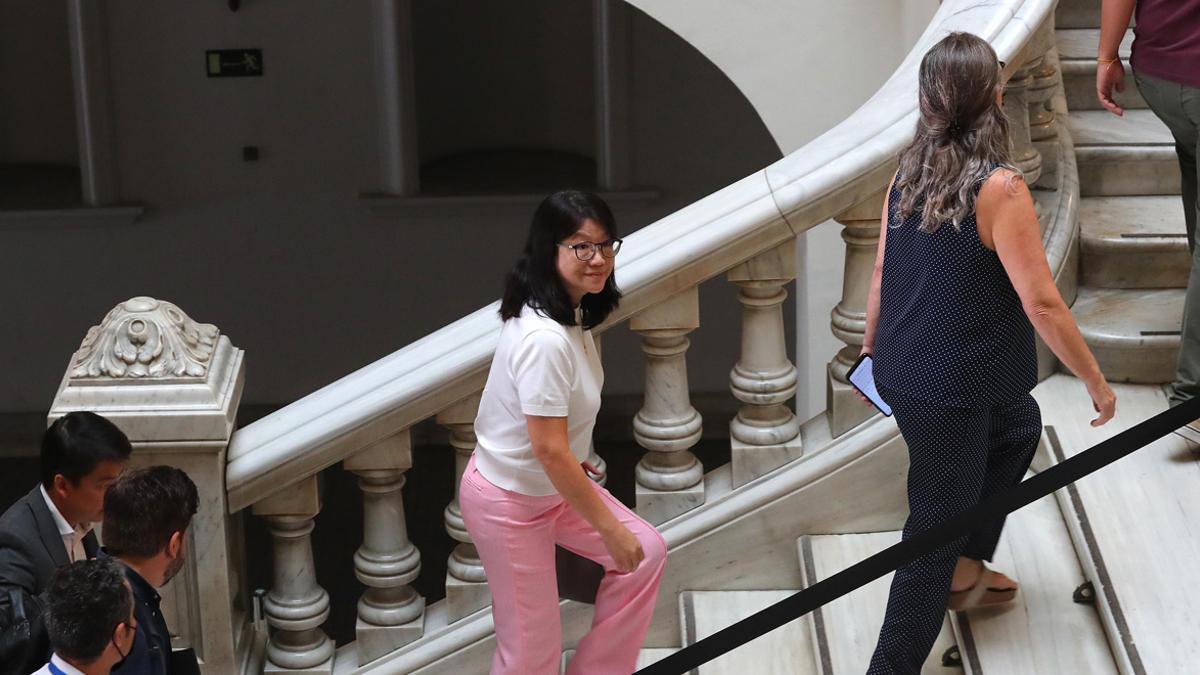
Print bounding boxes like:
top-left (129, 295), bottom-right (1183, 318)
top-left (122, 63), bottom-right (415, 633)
top-left (0, 533), bottom-right (49, 675)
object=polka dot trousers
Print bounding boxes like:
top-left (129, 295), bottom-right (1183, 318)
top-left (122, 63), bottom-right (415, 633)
top-left (867, 385), bottom-right (1041, 674)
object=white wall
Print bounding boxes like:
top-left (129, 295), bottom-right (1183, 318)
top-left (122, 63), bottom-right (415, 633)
top-left (625, 0), bottom-right (939, 420)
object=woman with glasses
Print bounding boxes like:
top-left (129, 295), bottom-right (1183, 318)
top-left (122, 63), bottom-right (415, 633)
top-left (460, 189), bottom-right (667, 674)
top-left (861, 33), bottom-right (1115, 673)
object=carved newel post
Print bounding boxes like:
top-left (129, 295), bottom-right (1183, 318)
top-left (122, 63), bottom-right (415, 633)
top-left (253, 477), bottom-right (334, 673)
top-left (728, 241), bottom-right (802, 487)
top-left (49, 297), bottom-right (247, 674)
top-left (436, 394), bottom-right (491, 623)
top-left (344, 431), bottom-right (424, 664)
top-left (827, 190), bottom-right (887, 437)
top-left (631, 287), bottom-right (705, 524)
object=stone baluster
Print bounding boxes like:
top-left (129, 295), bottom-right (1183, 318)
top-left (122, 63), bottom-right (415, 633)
top-left (254, 476), bottom-right (334, 673)
top-left (436, 394), bottom-right (492, 623)
top-left (630, 287), bottom-right (705, 524)
top-left (344, 432), bottom-right (424, 664)
top-left (728, 241), bottom-right (802, 487)
top-left (1027, 54), bottom-right (1060, 189)
top-left (827, 189), bottom-right (887, 438)
top-left (1004, 63), bottom-right (1042, 186)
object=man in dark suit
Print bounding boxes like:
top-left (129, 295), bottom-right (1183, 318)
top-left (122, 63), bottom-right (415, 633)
top-left (0, 411), bottom-right (132, 675)
top-left (102, 466), bottom-right (199, 675)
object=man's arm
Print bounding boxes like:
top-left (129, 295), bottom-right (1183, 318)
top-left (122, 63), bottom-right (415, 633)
top-left (1097, 0), bottom-right (1137, 115)
top-left (0, 534), bottom-right (48, 674)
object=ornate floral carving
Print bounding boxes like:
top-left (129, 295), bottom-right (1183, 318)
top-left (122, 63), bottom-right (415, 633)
top-left (69, 297), bottom-right (220, 379)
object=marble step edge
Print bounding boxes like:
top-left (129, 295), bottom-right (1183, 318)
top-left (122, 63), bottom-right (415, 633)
top-left (1040, 426), bottom-right (1142, 674)
top-left (796, 535), bottom-right (835, 675)
top-left (560, 648), bottom-right (678, 673)
top-left (1079, 195), bottom-right (1189, 253)
top-left (1055, 28), bottom-right (1132, 64)
top-left (1071, 288), bottom-right (1183, 347)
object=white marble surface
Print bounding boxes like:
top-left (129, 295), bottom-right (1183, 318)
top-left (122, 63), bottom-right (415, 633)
top-left (1069, 110), bottom-right (1173, 147)
top-left (950, 477), bottom-right (1117, 675)
top-left (560, 647), bottom-right (676, 673)
top-left (1034, 375), bottom-right (1200, 674)
top-left (800, 532), bottom-right (956, 675)
top-left (1056, 28), bottom-right (1133, 60)
top-left (680, 590), bottom-right (817, 675)
top-left (1071, 288), bottom-right (1182, 382)
top-left (1079, 196), bottom-right (1189, 289)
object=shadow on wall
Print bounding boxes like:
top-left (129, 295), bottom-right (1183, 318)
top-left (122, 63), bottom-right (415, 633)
top-left (0, 0), bottom-right (783, 416)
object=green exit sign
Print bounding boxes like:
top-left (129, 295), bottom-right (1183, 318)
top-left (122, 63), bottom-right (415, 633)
top-left (206, 49), bottom-right (263, 77)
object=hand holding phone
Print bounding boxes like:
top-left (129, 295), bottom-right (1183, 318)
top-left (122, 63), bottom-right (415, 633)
top-left (847, 353), bottom-right (892, 416)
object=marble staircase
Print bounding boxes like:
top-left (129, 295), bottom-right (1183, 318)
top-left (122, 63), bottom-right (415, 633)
top-left (1036, 375), bottom-right (1200, 673)
top-left (1060, 10), bottom-right (1186, 385)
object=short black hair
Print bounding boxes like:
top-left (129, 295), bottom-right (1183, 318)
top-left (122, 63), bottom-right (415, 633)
top-left (499, 189), bottom-right (622, 330)
top-left (44, 558), bottom-right (132, 663)
top-left (40, 411), bottom-right (132, 489)
top-left (103, 466), bottom-right (198, 559)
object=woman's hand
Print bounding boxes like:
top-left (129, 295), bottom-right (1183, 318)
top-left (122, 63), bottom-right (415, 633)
top-left (601, 524), bottom-right (645, 573)
top-left (581, 460), bottom-right (606, 480)
top-left (1085, 376), bottom-right (1117, 427)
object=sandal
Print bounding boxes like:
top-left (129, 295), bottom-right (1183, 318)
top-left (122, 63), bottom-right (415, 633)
top-left (947, 567), bottom-right (1019, 611)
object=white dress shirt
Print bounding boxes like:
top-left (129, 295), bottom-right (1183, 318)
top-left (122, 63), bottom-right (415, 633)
top-left (39, 485), bottom-right (92, 563)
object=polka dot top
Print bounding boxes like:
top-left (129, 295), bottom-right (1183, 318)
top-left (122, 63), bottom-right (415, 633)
top-left (873, 168), bottom-right (1038, 407)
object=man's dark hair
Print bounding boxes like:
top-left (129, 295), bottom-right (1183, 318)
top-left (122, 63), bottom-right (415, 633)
top-left (40, 411), bottom-right (132, 489)
top-left (44, 558), bottom-right (132, 663)
top-left (499, 189), bottom-right (622, 330)
top-left (102, 466), bottom-right (198, 559)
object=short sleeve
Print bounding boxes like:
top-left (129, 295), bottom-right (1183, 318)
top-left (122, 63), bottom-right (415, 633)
top-left (512, 329), bottom-right (574, 417)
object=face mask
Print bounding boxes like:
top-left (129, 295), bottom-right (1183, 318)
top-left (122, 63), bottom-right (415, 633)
top-left (112, 622), bottom-right (137, 664)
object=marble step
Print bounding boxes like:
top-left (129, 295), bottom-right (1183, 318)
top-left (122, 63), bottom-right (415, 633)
top-left (1079, 196), bottom-right (1190, 289)
top-left (1069, 110), bottom-right (1181, 196)
top-left (798, 532), bottom-right (957, 674)
top-left (1034, 375), bottom-right (1200, 673)
top-left (678, 590), bottom-right (818, 674)
top-left (1056, 0), bottom-right (1103, 29)
top-left (560, 647), bottom-right (676, 673)
top-left (1070, 287), bottom-right (1182, 383)
top-left (1056, 29), bottom-right (1146, 111)
top-left (947, 474), bottom-right (1118, 675)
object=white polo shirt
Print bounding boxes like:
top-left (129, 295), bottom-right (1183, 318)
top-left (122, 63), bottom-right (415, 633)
top-left (473, 305), bottom-right (603, 496)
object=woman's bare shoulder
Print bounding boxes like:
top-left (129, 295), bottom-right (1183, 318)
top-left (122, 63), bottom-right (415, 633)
top-left (979, 167), bottom-right (1029, 205)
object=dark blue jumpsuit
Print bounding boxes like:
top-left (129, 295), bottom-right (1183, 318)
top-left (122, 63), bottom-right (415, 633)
top-left (867, 169), bottom-right (1041, 674)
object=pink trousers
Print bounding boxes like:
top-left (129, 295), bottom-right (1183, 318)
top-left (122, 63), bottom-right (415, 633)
top-left (460, 458), bottom-right (668, 675)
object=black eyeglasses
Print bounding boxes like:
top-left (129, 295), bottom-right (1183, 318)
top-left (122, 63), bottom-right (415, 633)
top-left (558, 239), bottom-right (623, 261)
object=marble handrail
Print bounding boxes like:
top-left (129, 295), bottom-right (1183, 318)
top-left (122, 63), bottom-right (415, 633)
top-left (225, 0), bottom-right (1058, 513)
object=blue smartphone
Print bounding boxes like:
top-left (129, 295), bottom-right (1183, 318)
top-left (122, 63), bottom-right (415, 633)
top-left (847, 353), bottom-right (892, 417)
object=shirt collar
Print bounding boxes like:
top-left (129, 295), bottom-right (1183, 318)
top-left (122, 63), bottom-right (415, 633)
top-left (39, 485), bottom-right (79, 537)
top-left (118, 558), bottom-right (162, 606)
top-left (48, 654), bottom-right (87, 675)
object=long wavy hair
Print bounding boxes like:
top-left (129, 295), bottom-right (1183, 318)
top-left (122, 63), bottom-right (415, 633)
top-left (499, 189), bottom-right (621, 329)
top-left (896, 32), bottom-right (1018, 232)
